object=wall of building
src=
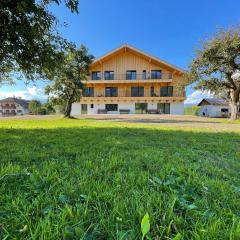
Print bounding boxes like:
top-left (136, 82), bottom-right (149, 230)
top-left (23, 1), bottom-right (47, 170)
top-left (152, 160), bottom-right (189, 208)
top-left (198, 105), bottom-right (229, 117)
top-left (170, 102), bottom-right (184, 115)
top-left (72, 102), bottom-right (184, 115)
top-left (0, 102), bottom-right (28, 116)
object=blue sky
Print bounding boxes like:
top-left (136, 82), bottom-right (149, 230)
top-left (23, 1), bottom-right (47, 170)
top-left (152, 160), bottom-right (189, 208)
top-left (1, 0), bottom-right (240, 104)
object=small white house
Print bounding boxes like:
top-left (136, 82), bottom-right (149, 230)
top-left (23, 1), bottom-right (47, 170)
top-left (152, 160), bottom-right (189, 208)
top-left (198, 98), bottom-right (229, 118)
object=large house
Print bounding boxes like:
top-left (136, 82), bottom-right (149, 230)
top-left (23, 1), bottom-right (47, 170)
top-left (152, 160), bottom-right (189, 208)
top-left (0, 97), bottom-right (30, 116)
top-left (198, 98), bottom-right (229, 118)
top-left (71, 45), bottom-right (186, 115)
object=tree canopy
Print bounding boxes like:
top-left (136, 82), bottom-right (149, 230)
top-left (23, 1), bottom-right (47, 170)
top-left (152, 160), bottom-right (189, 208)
top-left (186, 26), bottom-right (240, 120)
top-left (0, 0), bottom-right (79, 83)
top-left (28, 99), bottom-right (42, 114)
top-left (45, 45), bottom-right (94, 118)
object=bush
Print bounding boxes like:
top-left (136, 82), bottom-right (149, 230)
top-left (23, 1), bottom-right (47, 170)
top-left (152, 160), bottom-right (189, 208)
top-left (184, 106), bottom-right (200, 115)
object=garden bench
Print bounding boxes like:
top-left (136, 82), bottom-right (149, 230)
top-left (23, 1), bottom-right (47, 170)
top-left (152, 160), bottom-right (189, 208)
top-left (147, 109), bottom-right (159, 114)
top-left (119, 109), bottom-right (130, 114)
top-left (97, 109), bottom-right (107, 114)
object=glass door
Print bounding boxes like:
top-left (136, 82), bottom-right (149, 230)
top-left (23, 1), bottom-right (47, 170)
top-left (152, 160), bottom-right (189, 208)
top-left (81, 104), bottom-right (88, 114)
top-left (135, 103), bottom-right (148, 114)
top-left (157, 103), bottom-right (170, 114)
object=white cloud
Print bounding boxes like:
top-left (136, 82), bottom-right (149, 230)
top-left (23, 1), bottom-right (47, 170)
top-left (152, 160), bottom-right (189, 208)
top-left (185, 90), bottom-right (214, 105)
top-left (0, 86), bottom-right (47, 101)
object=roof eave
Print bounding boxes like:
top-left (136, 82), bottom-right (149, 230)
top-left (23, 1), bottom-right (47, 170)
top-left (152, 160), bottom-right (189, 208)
top-left (91, 44), bottom-right (185, 74)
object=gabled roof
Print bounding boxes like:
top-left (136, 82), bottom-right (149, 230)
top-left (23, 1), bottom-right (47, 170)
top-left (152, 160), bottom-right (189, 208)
top-left (198, 98), bottom-right (228, 106)
top-left (91, 44), bottom-right (185, 73)
top-left (0, 97), bottom-right (30, 108)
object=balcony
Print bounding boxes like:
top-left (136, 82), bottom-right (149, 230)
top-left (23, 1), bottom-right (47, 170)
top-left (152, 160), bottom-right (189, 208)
top-left (81, 91), bottom-right (186, 103)
top-left (85, 73), bottom-right (173, 84)
top-left (1, 105), bottom-right (16, 109)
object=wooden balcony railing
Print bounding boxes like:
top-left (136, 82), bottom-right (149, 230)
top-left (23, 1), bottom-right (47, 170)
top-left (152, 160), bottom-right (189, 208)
top-left (1, 105), bottom-right (16, 109)
top-left (86, 73), bottom-right (173, 83)
top-left (82, 91), bottom-right (185, 98)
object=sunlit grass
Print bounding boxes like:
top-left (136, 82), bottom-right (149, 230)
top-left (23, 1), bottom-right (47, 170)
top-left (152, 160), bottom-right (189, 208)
top-left (0, 118), bottom-right (240, 239)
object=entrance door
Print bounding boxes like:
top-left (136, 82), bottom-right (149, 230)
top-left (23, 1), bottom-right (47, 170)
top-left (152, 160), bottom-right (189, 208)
top-left (81, 104), bottom-right (88, 114)
top-left (157, 103), bottom-right (170, 114)
top-left (135, 103), bottom-right (148, 114)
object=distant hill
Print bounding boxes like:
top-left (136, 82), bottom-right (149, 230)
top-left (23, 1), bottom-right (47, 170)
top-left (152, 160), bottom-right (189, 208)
top-left (184, 103), bottom-right (197, 108)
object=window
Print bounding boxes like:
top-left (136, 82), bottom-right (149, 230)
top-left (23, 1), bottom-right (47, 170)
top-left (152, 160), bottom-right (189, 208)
top-left (105, 87), bottom-right (118, 97)
top-left (142, 70), bottom-right (147, 80)
top-left (82, 87), bottom-right (94, 97)
top-left (160, 86), bottom-right (173, 97)
top-left (104, 71), bottom-right (114, 80)
top-left (135, 103), bottom-right (148, 114)
top-left (157, 103), bottom-right (170, 114)
top-left (126, 70), bottom-right (136, 80)
top-left (90, 104), bottom-right (94, 109)
top-left (17, 110), bottom-right (22, 113)
top-left (105, 104), bottom-right (118, 111)
top-left (81, 104), bottom-right (87, 114)
top-left (131, 87), bottom-right (144, 97)
top-left (221, 108), bottom-right (229, 112)
top-left (151, 70), bottom-right (162, 79)
top-left (92, 71), bottom-right (101, 80)
top-left (150, 86), bottom-right (155, 97)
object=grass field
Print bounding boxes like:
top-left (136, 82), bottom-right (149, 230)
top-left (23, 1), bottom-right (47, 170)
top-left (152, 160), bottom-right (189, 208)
top-left (0, 117), bottom-right (240, 239)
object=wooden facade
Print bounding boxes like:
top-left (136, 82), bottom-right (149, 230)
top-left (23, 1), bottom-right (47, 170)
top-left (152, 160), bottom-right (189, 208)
top-left (72, 45), bottom-right (186, 115)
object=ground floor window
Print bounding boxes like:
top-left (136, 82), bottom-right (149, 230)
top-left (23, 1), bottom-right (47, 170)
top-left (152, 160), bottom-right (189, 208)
top-left (157, 103), bottom-right (170, 114)
top-left (221, 108), bottom-right (228, 112)
top-left (81, 104), bottom-right (87, 114)
top-left (135, 103), bottom-right (148, 114)
top-left (105, 104), bottom-right (118, 111)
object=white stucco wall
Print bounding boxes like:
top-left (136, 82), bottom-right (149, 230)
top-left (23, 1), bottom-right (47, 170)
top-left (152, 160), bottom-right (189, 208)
top-left (71, 103), bottom-right (82, 115)
top-left (170, 102), bottom-right (184, 115)
top-left (198, 105), bottom-right (229, 117)
top-left (0, 104), bottom-right (28, 116)
top-left (72, 102), bottom-right (185, 115)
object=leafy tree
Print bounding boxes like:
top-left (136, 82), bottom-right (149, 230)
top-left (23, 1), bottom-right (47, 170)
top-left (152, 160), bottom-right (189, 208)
top-left (0, 0), bottom-right (79, 83)
top-left (186, 26), bottom-right (240, 120)
top-left (29, 100), bottom-right (42, 114)
top-left (42, 101), bottom-right (56, 114)
top-left (45, 45), bottom-right (94, 118)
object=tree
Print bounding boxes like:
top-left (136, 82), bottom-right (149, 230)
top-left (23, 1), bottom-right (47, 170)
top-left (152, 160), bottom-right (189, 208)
top-left (45, 45), bottom-right (94, 118)
top-left (186, 26), bottom-right (240, 120)
top-left (0, 0), bottom-right (79, 83)
top-left (29, 100), bottom-right (42, 114)
top-left (42, 101), bottom-right (56, 114)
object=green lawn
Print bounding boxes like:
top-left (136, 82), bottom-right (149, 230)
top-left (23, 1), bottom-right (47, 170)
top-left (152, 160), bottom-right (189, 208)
top-left (0, 118), bottom-right (240, 239)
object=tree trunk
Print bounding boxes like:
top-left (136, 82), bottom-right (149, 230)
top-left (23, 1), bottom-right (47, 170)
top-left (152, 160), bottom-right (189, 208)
top-left (230, 102), bottom-right (239, 120)
top-left (230, 89), bottom-right (240, 120)
top-left (64, 100), bottom-right (72, 118)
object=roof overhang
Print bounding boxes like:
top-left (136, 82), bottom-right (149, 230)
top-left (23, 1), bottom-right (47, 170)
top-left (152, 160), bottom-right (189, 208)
top-left (91, 44), bottom-right (185, 75)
